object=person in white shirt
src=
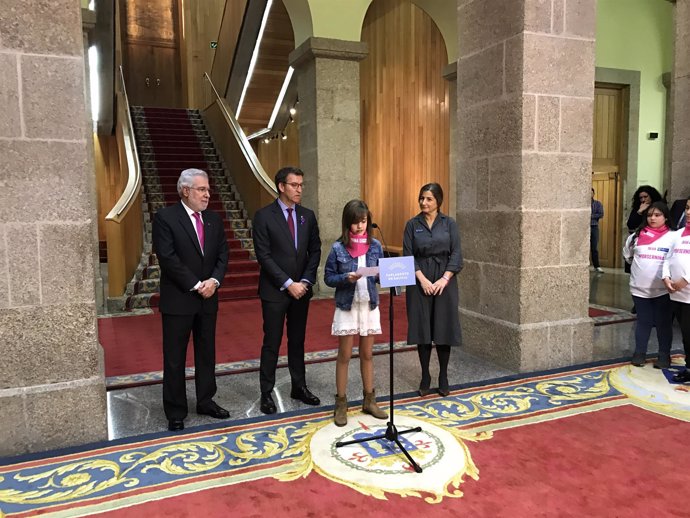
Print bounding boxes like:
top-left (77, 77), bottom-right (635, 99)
top-left (663, 197), bottom-right (690, 382)
top-left (623, 201), bottom-right (674, 368)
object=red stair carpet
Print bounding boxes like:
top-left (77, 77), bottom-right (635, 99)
top-left (126, 106), bottom-right (260, 310)
top-left (99, 295), bottom-right (409, 381)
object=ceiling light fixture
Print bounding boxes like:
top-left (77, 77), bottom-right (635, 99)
top-left (236, 0), bottom-right (273, 118)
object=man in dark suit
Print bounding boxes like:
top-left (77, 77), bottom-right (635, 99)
top-left (152, 168), bottom-right (230, 431)
top-left (252, 166), bottom-right (322, 414)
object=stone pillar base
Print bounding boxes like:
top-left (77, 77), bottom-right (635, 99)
top-left (0, 380), bottom-right (107, 457)
top-left (461, 310), bottom-right (594, 372)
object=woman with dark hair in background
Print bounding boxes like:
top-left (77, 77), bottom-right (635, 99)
top-left (623, 200), bottom-right (674, 368)
top-left (627, 185), bottom-right (663, 232)
top-left (403, 183), bottom-right (463, 397)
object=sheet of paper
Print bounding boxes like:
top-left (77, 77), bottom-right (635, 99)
top-left (355, 266), bottom-right (379, 277)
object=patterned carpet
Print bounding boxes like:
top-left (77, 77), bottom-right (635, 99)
top-left (2, 358), bottom-right (687, 517)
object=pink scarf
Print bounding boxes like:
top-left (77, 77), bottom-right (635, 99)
top-left (683, 220), bottom-right (690, 237)
top-left (636, 225), bottom-right (669, 246)
top-left (347, 232), bottom-right (369, 258)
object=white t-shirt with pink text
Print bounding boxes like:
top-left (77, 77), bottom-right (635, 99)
top-left (623, 228), bottom-right (674, 299)
top-left (662, 228), bottom-right (690, 304)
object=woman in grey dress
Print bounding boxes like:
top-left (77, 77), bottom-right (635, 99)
top-left (403, 183), bottom-right (462, 397)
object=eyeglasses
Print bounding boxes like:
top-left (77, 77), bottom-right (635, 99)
top-left (283, 182), bottom-right (305, 190)
top-left (188, 186), bottom-right (212, 195)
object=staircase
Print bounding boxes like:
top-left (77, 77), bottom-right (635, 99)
top-left (122, 106), bottom-right (259, 311)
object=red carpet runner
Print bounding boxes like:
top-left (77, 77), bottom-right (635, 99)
top-left (89, 403), bottom-right (688, 517)
top-left (3, 362), bottom-right (686, 516)
top-left (99, 295), bottom-right (409, 379)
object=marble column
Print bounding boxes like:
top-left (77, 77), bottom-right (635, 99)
top-left (457, 0), bottom-right (596, 371)
top-left (0, 1), bottom-right (107, 455)
top-left (289, 37), bottom-right (368, 285)
top-left (669, 0), bottom-right (690, 200)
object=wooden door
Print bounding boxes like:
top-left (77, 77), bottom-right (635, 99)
top-left (125, 43), bottom-right (181, 107)
top-left (592, 172), bottom-right (620, 268)
top-left (592, 85), bottom-right (626, 267)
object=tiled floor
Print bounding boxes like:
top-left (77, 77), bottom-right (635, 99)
top-left (106, 268), bottom-right (679, 440)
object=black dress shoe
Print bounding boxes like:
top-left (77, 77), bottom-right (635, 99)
top-left (438, 375), bottom-right (450, 397)
top-left (673, 370), bottom-right (690, 383)
top-left (631, 352), bottom-right (646, 367)
top-left (290, 386), bottom-right (320, 406)
top-left (653, 356), bottom-right (671, 369)
top-left (260, 392), bottom-right (277, 414)
top-left (168, 418), bottom-right (184, 431)
top-left (418, 376), bottom-right (432, 397)
top-left (197, 401), bottom-right (230, 419)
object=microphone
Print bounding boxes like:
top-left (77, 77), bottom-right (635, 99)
top-left (371, 223), bottom-right (388, 257)
top-left (371, 223), bottom-right (402, 296)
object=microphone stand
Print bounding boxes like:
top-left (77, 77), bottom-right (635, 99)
top-left (335, 223), bottom-right (423, 473)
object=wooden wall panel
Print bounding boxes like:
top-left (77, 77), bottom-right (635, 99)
top-left (94, 134), bottom-right (123, 241)
top-left (238, 0), bottom-right (294, 134)
top-left (210, 0), bottom-right (249, 100)
top-left (257, 117), bottom-right (300, 176)
top-left (179, 0), bottom-right (226, 109)
top-left (360, 0), bottom-right (449, 251)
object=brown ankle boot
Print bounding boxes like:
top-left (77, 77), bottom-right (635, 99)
top-left (334, 395), bottom-right (348, 426)
top-left (362, 390), bottom-right (387, 420)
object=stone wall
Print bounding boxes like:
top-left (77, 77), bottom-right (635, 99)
top-left (456, 0), bottom-right (596, 371)
top-left (0, 1), bottom-right (107, 456)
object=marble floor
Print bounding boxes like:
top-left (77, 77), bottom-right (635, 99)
top-left (106, 268), bottom-right (681, 440)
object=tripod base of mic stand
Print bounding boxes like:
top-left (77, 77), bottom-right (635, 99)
top-left (335, 422), bottom-right (423, 473)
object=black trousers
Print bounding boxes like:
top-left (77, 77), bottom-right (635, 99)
top-left (590, 225), bottom-right (600, 268)
top-left (674, 301), bottom-right (690, 367)
top-left (259, 296), bottom-right (310, 393)
top-left (162, 312), bottom-right (218, 420)
top-left (632, 295), bottom-right (673, 356)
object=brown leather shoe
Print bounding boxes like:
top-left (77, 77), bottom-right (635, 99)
top-left (334, 395), bottom-right (348, 427)
top-left (362, 390), bottom-right (387, 420)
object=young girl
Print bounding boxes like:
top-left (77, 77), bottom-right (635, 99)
top-left (324, 200), bottom-right (387, 426)
top-left (663, 197), bottom-right (690, 381)
top-left (623, 201), bottom-right (675, 368)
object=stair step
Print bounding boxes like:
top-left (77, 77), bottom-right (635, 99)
top-left (133, 271), bottom-right (259, 294)
top-left (143, 260), bottom-right (258, 280)
top-left (119, 105), bottom-right (258, 310)
top-left (126, 285), bottom-right (258, 310)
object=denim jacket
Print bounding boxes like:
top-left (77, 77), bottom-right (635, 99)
top-left (324, 239), bottom-right (382, 310)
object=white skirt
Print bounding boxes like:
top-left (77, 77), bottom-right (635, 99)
top-left (332, 300), bottom-right (382, 336)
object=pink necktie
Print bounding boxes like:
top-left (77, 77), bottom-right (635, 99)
top-left (192, 212), bottom-right (205, 250)
top-left (286, 207), bottom-right (296, 246)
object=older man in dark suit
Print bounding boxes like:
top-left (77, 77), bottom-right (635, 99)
top-left (152, 168), bottom-right (230, 431)
top-left (252, 166), bottom-right (322, 414)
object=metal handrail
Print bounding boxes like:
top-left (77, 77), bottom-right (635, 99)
top-left (203, 72), bottom-right (278, 196)
top-left (106, 66), bottom-right (142, 221)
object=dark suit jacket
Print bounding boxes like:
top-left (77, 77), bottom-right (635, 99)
top-left (152, 202), bottom-right (229, 315)
top-left (671, 199), bottom-right (686, 229)
top-left (252, 200), bottom-right (321, 302)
